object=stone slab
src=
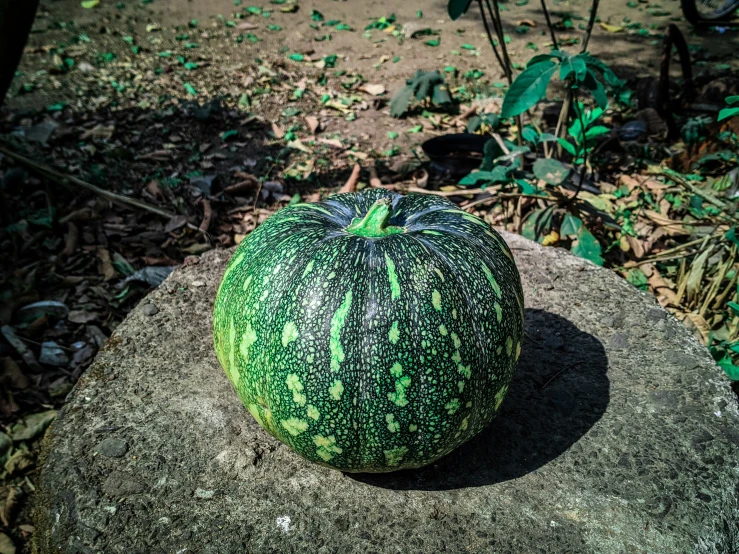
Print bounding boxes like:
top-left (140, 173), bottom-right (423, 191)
top-left (34, 232), bottom-right (739, 554)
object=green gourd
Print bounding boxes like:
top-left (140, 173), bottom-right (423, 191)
top-left (213, 188), bottom-right (523, 472)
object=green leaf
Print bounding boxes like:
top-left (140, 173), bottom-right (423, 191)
top-left (10, 410), bottom-right (57, 441)
top-left (571, 227), bottom-right (604, 265)
top-left (585, 125), bottom-right (610, 139)
top-left (311, 9), bottom-right (324, 21)
top-left (533, 158), bottom-right (570, 185)
top-left (726, 95), bottom-right (739, 105)
top-left (501, 61), bottom-right (557, 118)
top-left (515, 179), bottom-right (539, 194)
top-left (407, 125), bottom-right (423, 133)
top-left (718, 357), bottom-right (739, 380)
top-left (728, 301), bottom-right (739, 316)
top-left (432, 83), bottom-right (453, 106)
top-left (521, 206), bottom-right (555, 242)
top-left (480, 139), bottom-right (504, 171)
top-left (626, 268), bottom-right (648, 289)
top-left (718, 107), bottom-right (739, 122)
top-left (582, 69), bottom-right (608, 109)
top-left (390, 86), bottom-right (414, 118)
top-left (521, 126), bottom-right (539, 144)
top-left (184, 83), bottom-right (198, 95)
top-left (560, 214), bottom-right (582, 236)
top-left (448, 0), bottom-right (474, 20)
top-left (81, 0), bottom-right (100, 7)
top-left (558, 138), bottom-right (577, 156)
top-left (425, 38), bottom-right (440, 47)
top-left (387, 131), bottom-right (399, 139)
top-left (559, 55), bottom-right (587, 82)
top-left (726, 226), bottom-right (739, 246)
top-left (459, 166), bottom-right (510, 186)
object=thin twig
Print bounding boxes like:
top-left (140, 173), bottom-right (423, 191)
top-left (339, 163), bottom-right (361, 193)
top-left (539, 0), bottom-right (559, 49)
top-left (478, 0), bottom-right (507, 76)
top-left (580, 0), bottom-right (601, 53)
top-left (0, 143), bottom-right (177, 221)
top-left (462, 191), bottom-right (551, 211)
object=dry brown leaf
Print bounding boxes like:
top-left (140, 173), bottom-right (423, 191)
top-left (340, 164), bottom-right (361, 193)
top-left (644, 210), bottom-right (691, 236)
top-left (237, 22), bottom-right (259, 30)
top-left (96, 248), bottom-right (116, 281)
top-left (271, 122), bottom-right (285, 139)
top-left (626, 236), bottom-right (645, 258)
top-left (1, 487), bottom-right (22, 528)
top-left (305, 116), bottom-right (320, 134)
top-left (517, 19), bottom-right (537, 27)
top-left (317, 138), bottom-right (344, 149)
top-left (359, 84), bottom-right (386, 96)
top-left (0, 532), bottom-right (15, 554)
top-left (1, 358), bottom-right (30, 390)
top-left (80, 124), bottom-right (114, 140)
top-left (683, 312), bottom-right (711, 344)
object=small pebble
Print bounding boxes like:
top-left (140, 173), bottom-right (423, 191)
top-left (141, 303), bottom-right (159, 316)
top-left (96, 438), bottom-right (128, 458)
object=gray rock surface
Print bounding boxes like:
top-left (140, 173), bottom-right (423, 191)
top-left (34, 233), bottom-right (739, 554)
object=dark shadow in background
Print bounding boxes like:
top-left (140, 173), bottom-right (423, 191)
top-left (351, 308), bottom-right (610, 491)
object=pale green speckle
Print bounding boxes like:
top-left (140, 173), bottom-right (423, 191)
top-left (458, 364), bottom-right (471, 379)
top-left (314, 434), bottom-right (342, 462)
top-left (282, 321), bottom-right (299, 347)
top-left (386, 413), bottom-right (400, 433)
top-left (302, 259), bottom-right (314, 277)
top-left (220, 252), bottom-right (245, 292)
top-left (494, 302), bottom-right (502, 323)
top-left (385, 254), bottom-right (401, 301)
top-left (281, 417), bottom-right (308, 436)
top-left (516, 341), bottom-right (522, 360)
top-left (452, 308), bottom-right (458, 320)
top-left (434, 268), bottom-right (445, 282)
top-left (409, 424), bottom-right (418, 432)
top-left (383, 445), bottom-right (409, 466)
top-left (239, 322), bottom-right (257, 360)
top-left (242, 273), bottom-right (253, 291)
top-left (445, 398), bottom-right (461, 415)
top-left (388, 376), bottom-right (411, 407)
top-left (439, 324), bottom-right (448, 336)
top-left (286, 374), bottom-right (307, 406)
top-left (460, 416), bottom-right (470, 431)
top-left (451, 332), bottom-right (461, 349)
top-left (330, 290), bottom-right (352, 372)
top-left (506, 336), bottom-right (513, 356)
top-left (307, 405), bottom-right (320, 420)
top-left (227, 319), bottom-right (238, 385)
top-left (389, 362), bottom-right (403, 377)
top-left (495, 385), bottom-right (509, 410)
top-left (481, 263), bottom-right (502, 297)
top-left (389, 321), bottom-right (400, 344)
top-left (458, 380), bottom-right (465, 393)
top-left (329, 379), bottom-right (344, 400)
top-left (432, 290), bottom-right (442, 311)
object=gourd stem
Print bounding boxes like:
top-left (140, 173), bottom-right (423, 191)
top-left (345, 198), bottom-right (404, 238)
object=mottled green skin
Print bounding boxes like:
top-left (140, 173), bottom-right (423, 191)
top-left (213, 188), bottom-right (524, 472)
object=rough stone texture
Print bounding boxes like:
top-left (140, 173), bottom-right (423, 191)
top-left (34, 233), bottom-right (739, 554)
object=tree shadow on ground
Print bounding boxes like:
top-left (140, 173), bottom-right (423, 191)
top-left (350, 308), bottom-right (610, 491)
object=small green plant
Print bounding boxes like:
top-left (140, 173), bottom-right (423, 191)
top-left (500, 51), bottom-right (622, 119)
top-left (390, 70), bottom-right (453, 118)
top-left (718, 95), bottom-right (739, 122)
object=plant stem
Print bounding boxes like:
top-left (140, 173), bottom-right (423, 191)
top-left (477, 0), bottom-right (506, 76)
top-left (484, 0), bottom-right (513, 84)
top-left (539, 0), bottom-right (558, 49)
top-left (580, 0), bottom-right (601, 53)
top-left (482, 0), bottom-right (524, 146)
top-left (567, 99), bottom-right (589, 202)
top-left (556, 0), bottom-right (601, 156)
